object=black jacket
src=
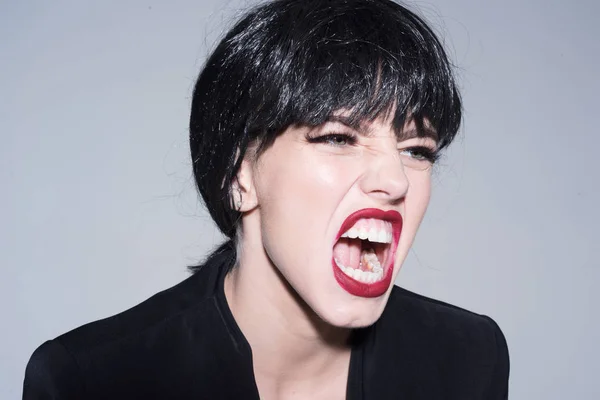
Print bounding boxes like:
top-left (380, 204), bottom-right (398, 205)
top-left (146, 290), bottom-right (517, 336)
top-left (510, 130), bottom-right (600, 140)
top-left (23, 248), bottom-right (509, 399)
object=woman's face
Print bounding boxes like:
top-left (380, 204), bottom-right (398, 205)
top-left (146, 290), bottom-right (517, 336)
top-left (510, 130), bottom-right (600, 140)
top-left (240, 113), bottom-right (437, 328)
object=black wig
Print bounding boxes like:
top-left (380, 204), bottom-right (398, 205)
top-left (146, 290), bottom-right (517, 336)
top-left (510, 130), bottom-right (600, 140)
top-left (189, 0), bottom-right (462, 256)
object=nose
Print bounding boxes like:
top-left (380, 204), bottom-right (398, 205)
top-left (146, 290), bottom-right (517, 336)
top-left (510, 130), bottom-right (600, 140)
top-left (359, 148), bottom-right (409, 204)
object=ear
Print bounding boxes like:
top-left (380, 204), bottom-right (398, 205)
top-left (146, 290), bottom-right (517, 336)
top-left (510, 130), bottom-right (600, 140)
top-left (232, 156), bottom-right (258, 212)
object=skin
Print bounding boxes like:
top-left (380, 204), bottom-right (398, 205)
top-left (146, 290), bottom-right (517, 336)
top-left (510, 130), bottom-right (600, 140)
top-left (224, 112), bottom-right (437, 399)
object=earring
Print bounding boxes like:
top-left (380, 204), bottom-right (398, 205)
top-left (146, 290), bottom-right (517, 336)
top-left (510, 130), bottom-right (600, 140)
top-left (234, 187), bottom-right (243, 211)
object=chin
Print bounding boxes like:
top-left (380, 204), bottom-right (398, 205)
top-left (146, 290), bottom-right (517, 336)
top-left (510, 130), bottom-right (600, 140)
top-left (311, 293), bottom-right (392, 329)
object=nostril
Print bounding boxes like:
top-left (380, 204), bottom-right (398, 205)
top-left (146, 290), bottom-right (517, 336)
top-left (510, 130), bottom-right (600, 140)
top-left (360, 167), bottom-right (409, 202)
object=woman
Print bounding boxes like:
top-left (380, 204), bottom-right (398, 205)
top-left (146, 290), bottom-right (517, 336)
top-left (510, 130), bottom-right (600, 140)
top-left (23, 0), bottom-right (509, 399)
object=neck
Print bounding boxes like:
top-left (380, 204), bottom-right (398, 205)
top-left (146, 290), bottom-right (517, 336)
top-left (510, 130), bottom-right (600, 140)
top-left (223, 239), bottom-right (352, 393)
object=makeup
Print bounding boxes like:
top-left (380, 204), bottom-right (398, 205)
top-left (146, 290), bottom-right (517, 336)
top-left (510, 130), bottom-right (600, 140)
top-left (332, 208), bottom-right (403, 298)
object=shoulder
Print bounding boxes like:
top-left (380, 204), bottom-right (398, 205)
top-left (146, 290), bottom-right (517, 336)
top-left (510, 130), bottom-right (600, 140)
top-left (23, 339), bottom-right (85, 399)
top-left (387, 286), bottom-right (510, 364)
top-left (386, 285), bottom-right (510, 371)
top-left (23, 265), bottom-right (221, 399)
top-left (385, 285), bottom-right (504, 337)
top-left (364, 285), bottom-right (510, 398)
top-left (59, 265), bottom-right (219, 353)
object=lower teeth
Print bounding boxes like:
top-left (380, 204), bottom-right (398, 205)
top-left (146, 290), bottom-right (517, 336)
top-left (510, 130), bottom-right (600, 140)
top-left (341, 266), bottom-right (383, 283)
top-left (335, 249), bottom-right (384, 283)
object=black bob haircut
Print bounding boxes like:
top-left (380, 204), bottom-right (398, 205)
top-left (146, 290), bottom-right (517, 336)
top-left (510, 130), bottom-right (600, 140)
top-left (189, 0), bottom-right (462, 246)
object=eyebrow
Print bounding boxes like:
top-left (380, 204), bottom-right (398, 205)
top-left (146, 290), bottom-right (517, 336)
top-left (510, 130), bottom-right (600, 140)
top-left (324, 115), bottom-right (439, 142)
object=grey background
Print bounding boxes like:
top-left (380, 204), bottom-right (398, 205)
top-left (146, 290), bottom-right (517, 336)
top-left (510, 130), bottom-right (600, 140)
top-left (2, 0), bottom-right (598, 398)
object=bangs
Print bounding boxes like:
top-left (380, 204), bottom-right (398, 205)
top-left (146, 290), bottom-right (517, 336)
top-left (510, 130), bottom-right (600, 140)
top-left (241, 0), bottom-right (462, 150)
top-left (189, 0), bottom-right (463, 238)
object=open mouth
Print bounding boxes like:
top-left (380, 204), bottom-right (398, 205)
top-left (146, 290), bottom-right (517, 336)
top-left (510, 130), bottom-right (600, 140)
top-left (331, 208), bottom-right (402, 298)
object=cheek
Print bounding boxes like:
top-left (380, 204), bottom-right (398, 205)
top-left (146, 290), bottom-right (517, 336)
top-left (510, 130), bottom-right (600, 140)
top-left (255, 151), bottom-right (353, 259)
top-left (409, 170), bottom-right (432, 219)
top-left (401, 170), bottom-right (432, 240)
top-left (257, 151), bottom-right (356, 221)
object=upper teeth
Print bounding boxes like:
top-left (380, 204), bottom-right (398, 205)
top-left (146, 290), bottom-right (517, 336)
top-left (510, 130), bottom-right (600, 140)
top-left (340, 219), bottom-right (393, 244)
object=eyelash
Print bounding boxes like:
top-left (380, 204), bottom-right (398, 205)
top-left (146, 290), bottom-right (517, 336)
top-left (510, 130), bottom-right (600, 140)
top-left (306, 132), bottom-right (440, 163)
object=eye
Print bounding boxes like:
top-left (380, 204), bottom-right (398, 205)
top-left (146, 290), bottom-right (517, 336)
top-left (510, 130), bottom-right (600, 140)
top-left (399, 146), bottom-right (440, 164)
top-left (306, 132), bottom-right (358, 147)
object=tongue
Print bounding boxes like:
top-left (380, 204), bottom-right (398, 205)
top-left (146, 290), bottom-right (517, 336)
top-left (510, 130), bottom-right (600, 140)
top-left (333, 238), bottom-right (363, 270)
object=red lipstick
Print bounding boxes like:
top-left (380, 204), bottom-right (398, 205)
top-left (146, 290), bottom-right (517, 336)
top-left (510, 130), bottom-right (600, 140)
top-left (332, 208), bottom-right (403, 298)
